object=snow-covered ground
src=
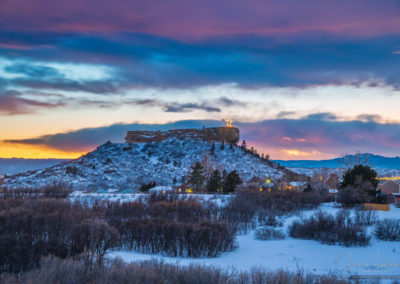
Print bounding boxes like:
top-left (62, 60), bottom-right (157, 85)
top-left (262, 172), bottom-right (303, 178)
top-left (70, 192), bottom-right (233, 207)
top-left (109, 203), bottom-right (400, 278)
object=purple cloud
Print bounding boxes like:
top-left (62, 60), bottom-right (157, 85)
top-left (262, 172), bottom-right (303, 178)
top-left (4, 118), bottom-right (400, 158)
top-left (0, 90), bottom-right (65, 115)
top-left (0, 0), bottom-right (399, 39)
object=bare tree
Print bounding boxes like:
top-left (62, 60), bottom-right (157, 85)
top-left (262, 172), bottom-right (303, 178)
top-left (340, 152), bottom-right (371, 169)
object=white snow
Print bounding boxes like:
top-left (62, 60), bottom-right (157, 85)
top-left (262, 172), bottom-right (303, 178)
top-left (289, 181), bottom-right (308, 187)
top-left (108, 203), bottom-right (400, 277)
top-left (70, 192), bottom-right (233, 207)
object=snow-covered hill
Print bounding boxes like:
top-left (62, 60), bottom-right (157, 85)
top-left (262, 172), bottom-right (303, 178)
top-left (3, 139), bottom-right (285, 191)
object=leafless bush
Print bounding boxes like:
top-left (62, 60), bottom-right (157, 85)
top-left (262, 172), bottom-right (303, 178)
top-left (0, 182), bottom-right (72, 199)
top-left (354, 208), bottom-right (377, 226)
top-left (375, 219), bottom-right (400, 241)
top-left (0, 198), bottom-right (114, 273)
top-left (2, 256), bottom-right (350, 284)
top-left (289, 210), bottom-right (370, 247)
top-left (259, 211), bottom-right (284, 227)
top-left (255, 227), bottom-right (286, 240)
top-left (221, 189), bottom-right (324, 233)
top-left (114, 218), bottom-right (235, 257)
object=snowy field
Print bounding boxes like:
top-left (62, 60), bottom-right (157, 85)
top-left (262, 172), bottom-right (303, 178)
top-left (70, 191), bottom-right (233, 207)
top-left (108, 203), bottom-right (400, 278)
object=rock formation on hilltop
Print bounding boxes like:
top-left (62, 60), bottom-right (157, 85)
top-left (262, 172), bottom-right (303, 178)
top-left (125, 126), bottom-right (240, 144)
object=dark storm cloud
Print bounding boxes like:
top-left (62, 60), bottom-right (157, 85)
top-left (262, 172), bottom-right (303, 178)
top-left (1, 0), bottom-right (400, 38)
top-left (1, 32), bottom-right (400, 90)
top-left (12, 78), bottom-right (122, 95)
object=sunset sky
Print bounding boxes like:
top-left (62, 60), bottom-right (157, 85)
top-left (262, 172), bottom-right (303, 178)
top-left (1, 0), bottom-right (400, 159)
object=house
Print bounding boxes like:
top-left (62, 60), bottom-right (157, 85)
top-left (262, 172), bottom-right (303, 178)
top-left (148, 186), bottom-right (174, 194)
top-left (378, 180), bottom-right (400, 203)
top-left (287, 181), bottom-right (308, 192)
top-left (328, 189), bottom-right (338, 202)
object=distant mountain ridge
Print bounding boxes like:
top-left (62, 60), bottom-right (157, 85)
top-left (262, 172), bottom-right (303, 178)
top-left (274, 153), bottom-right (400, 169)
top-left (0, 158), bottom-right (68, 175)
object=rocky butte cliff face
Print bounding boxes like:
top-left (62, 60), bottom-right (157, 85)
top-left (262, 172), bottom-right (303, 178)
top-left (125, 127), bottom-right (240, 144)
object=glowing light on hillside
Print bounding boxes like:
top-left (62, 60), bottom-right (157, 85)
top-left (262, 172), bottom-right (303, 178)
top-left (376, 177), bottom-right (400, 181)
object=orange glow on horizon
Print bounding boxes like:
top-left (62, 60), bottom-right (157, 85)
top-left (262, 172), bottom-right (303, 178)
top-left (0, 142), bottom-right (86, 159)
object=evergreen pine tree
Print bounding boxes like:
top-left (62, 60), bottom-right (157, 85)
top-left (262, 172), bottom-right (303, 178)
top-left (241, 140), bottom-right (247, 149)
top-left (206, 169), bottom-right (222, 193)
top-left (222, 170), bottom-right (242, 193)
top-left (210, 143), bottom-right (215, 155)
top-left (188, 162), bottom-right (205, 192)
top-left (220, 141), bottom-right (225, 150)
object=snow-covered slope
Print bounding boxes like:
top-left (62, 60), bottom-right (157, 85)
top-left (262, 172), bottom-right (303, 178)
top-left (3, 139), bottom-right (284, 191)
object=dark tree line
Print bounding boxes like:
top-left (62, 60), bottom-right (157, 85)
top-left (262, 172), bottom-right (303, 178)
top-left (0, 183), bottom-right (327, 274)
top-left (0, 198), bottom-right (119, 273)
top-left (187, 162), bottom-right (242, 193)
top-left (0, 193), bottom-right (237, 273)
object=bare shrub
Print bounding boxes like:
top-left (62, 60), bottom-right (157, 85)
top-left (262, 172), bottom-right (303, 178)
top-left (289, 210), bottom-right (370, 247)
top-left (0, 182), bottom-right (72, 199)
top-left (259, 211), bottom-right (284, 227)
top-left (3, 256), bottom-right (351, 284)
top-left (221, 189), bottom-right (324, 233)
top-left (255, 227), bottom-right (286, 240)
top-left (114, 219), bottom-right (235, 257)
top-left (220, 192), bottom-right (257, 233)
top-left (354, 208), bottom-right (377, 226)
top-left (0, 198), bottom-right (115, 273)
top-left (375, 219), bottom-right (400, 241)
top-left (73, 219), bottom-right (120, 264)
